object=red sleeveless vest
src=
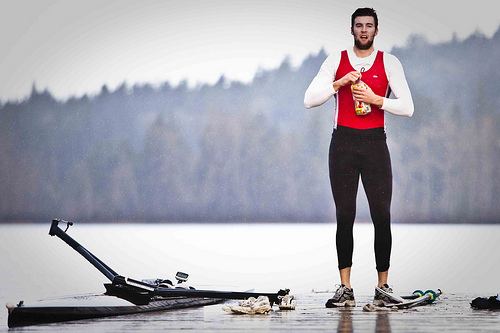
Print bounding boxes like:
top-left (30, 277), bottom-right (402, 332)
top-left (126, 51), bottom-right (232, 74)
top-left (335, 50), bottom-right (389, 129)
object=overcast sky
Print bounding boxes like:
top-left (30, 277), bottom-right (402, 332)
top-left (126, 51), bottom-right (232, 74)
top-left (1, 0), bottom-right (499, 101)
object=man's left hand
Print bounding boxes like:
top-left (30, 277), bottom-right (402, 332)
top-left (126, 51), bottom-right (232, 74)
top-left (352, 85), bottom-right (384, 108)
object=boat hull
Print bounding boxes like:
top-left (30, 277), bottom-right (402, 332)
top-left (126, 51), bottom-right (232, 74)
top-left (7, 293), bottom-right (223, 328)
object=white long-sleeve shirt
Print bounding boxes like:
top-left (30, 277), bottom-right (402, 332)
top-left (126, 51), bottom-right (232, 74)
top-left (304, 48), bottom-right (414, 125)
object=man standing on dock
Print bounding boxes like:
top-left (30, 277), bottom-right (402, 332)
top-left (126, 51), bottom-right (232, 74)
top-left (303, 7), bottom-right (414, 307)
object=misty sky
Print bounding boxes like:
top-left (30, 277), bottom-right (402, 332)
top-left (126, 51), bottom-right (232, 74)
top-left (1, 0), bottom-right (499, 101)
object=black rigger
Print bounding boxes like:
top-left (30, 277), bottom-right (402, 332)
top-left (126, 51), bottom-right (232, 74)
top-left (48, 219), bottom-right (289, 305)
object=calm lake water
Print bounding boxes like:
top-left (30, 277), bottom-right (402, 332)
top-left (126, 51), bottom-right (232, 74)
top-left (1, 223), bottom-right (499, 332)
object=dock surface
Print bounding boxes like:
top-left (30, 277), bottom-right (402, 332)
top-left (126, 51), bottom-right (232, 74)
top-left (3, 292), bottom-right (500, 332)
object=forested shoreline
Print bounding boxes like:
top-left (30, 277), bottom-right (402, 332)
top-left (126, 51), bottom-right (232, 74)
top-left (1, 28), bottom-right (499, 223)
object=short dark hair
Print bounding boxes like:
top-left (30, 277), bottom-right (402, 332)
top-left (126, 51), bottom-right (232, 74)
top-left (351, 8), bottom-right (378, 29)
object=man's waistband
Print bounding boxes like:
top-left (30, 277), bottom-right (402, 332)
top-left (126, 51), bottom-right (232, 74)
top-left (333, 125), bottom-right (386, 140)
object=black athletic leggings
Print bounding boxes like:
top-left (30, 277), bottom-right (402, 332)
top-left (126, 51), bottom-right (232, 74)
top-left (329, 126), bottom-right (392, 272)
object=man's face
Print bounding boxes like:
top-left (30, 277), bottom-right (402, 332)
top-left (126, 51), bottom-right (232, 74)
top-left (351, 16), bottom-right (378, 50)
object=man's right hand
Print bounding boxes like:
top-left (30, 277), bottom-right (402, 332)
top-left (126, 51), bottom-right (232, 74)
top-left (333, 71), bottom-right (361, 92)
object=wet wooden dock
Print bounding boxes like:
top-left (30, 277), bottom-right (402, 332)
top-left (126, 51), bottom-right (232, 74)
top-left (3, 293), bottom-right (499, 332)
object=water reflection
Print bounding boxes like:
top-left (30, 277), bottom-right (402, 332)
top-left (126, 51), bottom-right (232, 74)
top-left (336, 309), bottom-right (353, 332)
top-left (375, 312), bottom-right (391, 332)
top-left (336, 309), bottom-right (391, 333)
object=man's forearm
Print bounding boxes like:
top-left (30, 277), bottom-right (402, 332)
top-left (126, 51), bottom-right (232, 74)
top-left (332, 79), bottom-right (344, 93)
top-left (381, 97), bottom-right (414, 117)
top-left (371, 95), bottom-right (384, 108)
top-left (304, 78), bottom-right (336, 108)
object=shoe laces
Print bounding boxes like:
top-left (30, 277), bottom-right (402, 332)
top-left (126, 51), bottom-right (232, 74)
top-left (333, 284), bottom-right (347, 298)
top-left (382, 284), bottom-right (393, 293)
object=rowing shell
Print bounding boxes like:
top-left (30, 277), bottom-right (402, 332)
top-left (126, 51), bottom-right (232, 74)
top-left (6, 219), bottom-right (291, 327)
top-left (7, 293), bottom-right (223, 328)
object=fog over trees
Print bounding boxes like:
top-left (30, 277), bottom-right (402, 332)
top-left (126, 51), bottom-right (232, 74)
top-left (1, 28), bottom-right (499, 223)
